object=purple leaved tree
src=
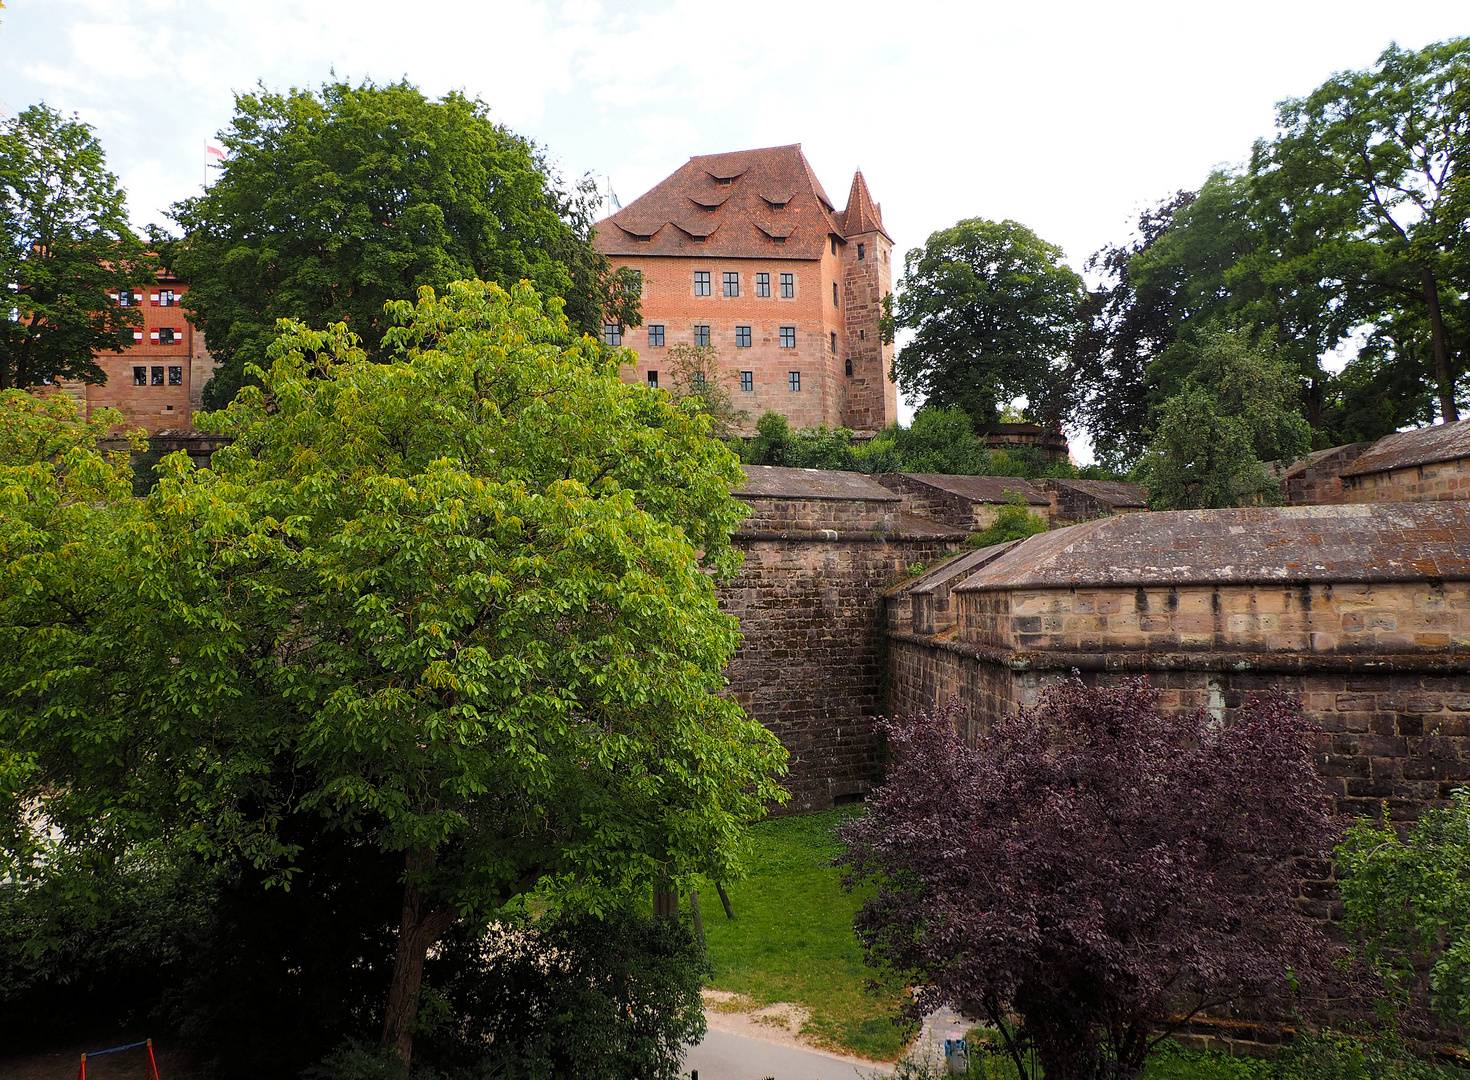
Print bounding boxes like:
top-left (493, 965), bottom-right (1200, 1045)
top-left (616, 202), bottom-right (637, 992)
top-left (839, 677), bottom-right (1340, 1080)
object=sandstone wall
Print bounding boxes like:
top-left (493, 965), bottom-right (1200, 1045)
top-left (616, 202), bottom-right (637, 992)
top-left (724, 517), bottom-right (960, 811)
top-left (1343, 457), bottom-right (1470, 504)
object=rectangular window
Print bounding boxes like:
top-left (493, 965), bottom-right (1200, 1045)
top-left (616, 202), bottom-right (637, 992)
top-left (647, 370), bottom-right (658, 389)
top-left (694, 325), bottom-right (710, 346)
top-left (833, 282), bottom-right (839, 307)
top-left (159, 327), bottom-right (176, 345)
top-left (830, 236), bottom-right (838, 255)
top-left (779, 326), bottom-right (795, 348)
top-left (789, 371), bottom-right (801, 392)
top-left (160, 289), bottom-right (175, 307)
top-left (132, 366), bottom-right (146, 386)
top-left (780, 273), bottom-right (794, 298)
top-left (117, 289), bottom-right (133, 307)
top-left (857, 243), bottom-right (866, 261)
top-left (648, 324), bottom-right (665, 346)
top-left (603, 323), bottom-right (622, 346)
top-left (722, 271), bottom-right (740, 297)
top-left (735, 325), bottom-right (751, 348)
top-left (756, 272), bottom-right (770, 297)
top-left (150, 366), bottom-right (165, 386)
top-left (694, 271), bottom-right (710, 296)
top-left (830, 331), bottom-right (838, 353)
top-left (691, 372), bottom-right (707, 394)
top-left (168, 365), bottom-right (183, 385)
top-left (740, 370), bottom-right (753, 392)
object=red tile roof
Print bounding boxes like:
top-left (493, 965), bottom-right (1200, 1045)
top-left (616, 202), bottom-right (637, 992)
top-left (836, 170), bottom-right (890, 241)
top-left (594, 145), bottom-right (882, 261)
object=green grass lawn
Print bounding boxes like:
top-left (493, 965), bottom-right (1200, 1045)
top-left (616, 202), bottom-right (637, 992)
top-left (694, 807), bottom-right (916, 1060)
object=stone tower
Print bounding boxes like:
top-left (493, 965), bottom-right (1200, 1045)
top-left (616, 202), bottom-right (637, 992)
top-left (837, 171), bottom-right (898, 432)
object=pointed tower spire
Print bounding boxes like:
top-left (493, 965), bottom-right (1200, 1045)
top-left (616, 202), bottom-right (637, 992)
top-left (840, 170), bottom-right (890, 239)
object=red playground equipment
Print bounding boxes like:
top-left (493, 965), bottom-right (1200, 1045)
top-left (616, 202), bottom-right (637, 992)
top-left (77, 1038), bottom-right (161, 1079)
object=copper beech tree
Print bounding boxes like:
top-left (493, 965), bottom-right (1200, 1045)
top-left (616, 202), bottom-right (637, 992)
top-left (839, 679), bottom-right (1340, 1080)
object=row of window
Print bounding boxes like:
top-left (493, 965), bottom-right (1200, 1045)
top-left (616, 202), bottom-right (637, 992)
top-left (133, 365), bottom-right (184, 386)
top-left (606, 324), bottom-right (836, 351)
top-left (114, 289), bottom-right (180, 307)
top-left (644, 369), bottom-right (803, 392)
top-left (693, 271), bottom-right (797, 298)
top-left (131, 327), bottom-right (183, 344)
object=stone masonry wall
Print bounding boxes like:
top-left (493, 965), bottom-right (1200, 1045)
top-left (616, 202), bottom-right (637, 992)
top-left (723, 530), bottom-right (960, 812)
top-left (1342, 457), bottom-right (1470, 504)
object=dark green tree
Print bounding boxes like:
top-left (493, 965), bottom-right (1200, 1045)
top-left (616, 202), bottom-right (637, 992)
top-left (1134, 323), bottom-right (1311, 509)
top-left (1067, 192), bottom-right (1195, 469)
top-left (892, 218), bottom-right (1084, 428)
top-left (1252, 37), bottom-right (1470, 425)
top-left (0, 104), bottom-right (153, 390)
top-left (169, 79), bottom-right (641, 409)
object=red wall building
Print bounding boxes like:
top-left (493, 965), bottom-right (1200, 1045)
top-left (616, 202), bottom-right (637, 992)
top-left (65, 267), bottom-right (212, 433)
top-left (593, 145), bottom-right (899, 434)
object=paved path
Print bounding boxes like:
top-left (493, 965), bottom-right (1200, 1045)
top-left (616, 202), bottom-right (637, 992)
top-left (682, 1027), bottom-right (895, 1080)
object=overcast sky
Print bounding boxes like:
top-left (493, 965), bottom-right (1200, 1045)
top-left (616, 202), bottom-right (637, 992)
top-left (3, 0), bottom-right (1465, 445)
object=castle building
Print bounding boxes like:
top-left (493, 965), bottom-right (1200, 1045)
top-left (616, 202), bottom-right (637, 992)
top-left (593, 145), bottom-right (899, 434)
top-left (64, 266), bottom-right (213, 433)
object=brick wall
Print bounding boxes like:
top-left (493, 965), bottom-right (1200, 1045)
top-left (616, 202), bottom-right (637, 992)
top-left (1342, 457), bottom-right (1470, 504)
top-left (66, 278), bottom-right (209, 433)
top-left (614, 252), bottom-right (848, 431)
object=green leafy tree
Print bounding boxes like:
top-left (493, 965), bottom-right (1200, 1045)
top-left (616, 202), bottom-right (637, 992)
top-left (892, 218), bottom-right (1084, 428)
top-left (1067, 191), bottom-right (1196, 470)
top-left (740, 410), bottom-right (857, 470)
top-left (0, 280), bottom-right (786, 1066)
top-left (966, 491), bottom-right (1050, 548)
top-left (857, 407), bottom-right (993, 475)
top-left (169, 80), bottom-right (641, 409)
top-left (664, 342), bottom-right (749, 439)
top-left (1338, 788), bottom-right (1470, 1033)
top-left (0, 104), bottom-right (154, 390)
top-left (1134, 323), bottom-right (1311, 509)
top-left (1252, 37), bottom-right (1470, 424)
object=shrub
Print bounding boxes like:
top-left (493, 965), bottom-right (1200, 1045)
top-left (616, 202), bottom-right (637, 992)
top-left (839, 679), bottom-right (1339, 1080)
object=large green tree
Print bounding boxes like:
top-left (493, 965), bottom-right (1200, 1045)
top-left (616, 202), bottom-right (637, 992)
top-left (1252, 37), bottom-right (1469, 425)
top-left (169, 80), bottom-right (641, 409)
top-left (0, 104), bottom-right (153, 390)
top-left (1066, 191), bottom-right (1195, 470)
top-left (1134, 323), bottom-right (1311, 509)
top-left (892, 218), bottom-right (1084, 428)
top-left (0, 280), bottom-right (785, 1065)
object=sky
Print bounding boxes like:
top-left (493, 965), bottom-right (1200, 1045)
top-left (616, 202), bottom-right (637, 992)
top-left (2, 0), bottom-right (1465, 447)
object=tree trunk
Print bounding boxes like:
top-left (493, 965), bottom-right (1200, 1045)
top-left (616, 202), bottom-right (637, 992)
top-left (380, 847), bottom-right (457, 1066)
top-left (1421, 265), bottom-right (1460, 423)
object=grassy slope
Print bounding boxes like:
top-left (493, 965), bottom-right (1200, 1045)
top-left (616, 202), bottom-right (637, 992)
top-left (696, 808), bottom-right (916, 1060)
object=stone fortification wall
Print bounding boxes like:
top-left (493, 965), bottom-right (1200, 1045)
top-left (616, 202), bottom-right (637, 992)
top-left (1342, 457), bottom-right (1470, 504)
top-left (886, 503), bottom-right (1470, 1047)
top-left (726, 466), bottom-right (964, 810)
